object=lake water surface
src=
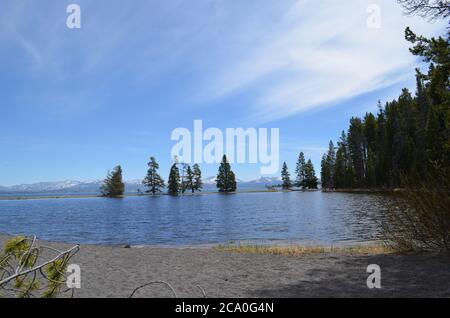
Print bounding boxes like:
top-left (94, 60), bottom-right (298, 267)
top-left (0, 192), bottom-right (388, 246)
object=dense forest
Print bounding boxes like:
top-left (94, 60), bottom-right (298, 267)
top-left (321, 27), bottom-right (449, 190)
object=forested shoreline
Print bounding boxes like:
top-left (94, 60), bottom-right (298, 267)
top-left (320, 27), bottom-right (449, 190)
top-left (100, 25), bottom-right (449, 197)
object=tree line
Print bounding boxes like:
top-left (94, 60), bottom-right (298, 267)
top-left (102, 26), bottom-right (448, 196)
top-left (320, 27), bottom-right (449, 190)
top-left (101, 151), bottom-right (321, 197)
top-left (100, 155), bottom-right (238, 197)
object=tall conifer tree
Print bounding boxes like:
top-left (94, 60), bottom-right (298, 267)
top-left (281, 162), bottom-right (292, 190)
top-left (304, 160), bottom-right (319, 189)
top-left (143, 157), bottom-right (165, 195)
top-left (192, 164), bottom-right (203, 193)
top-left (295, 152), bottom-right (307, 189)
top-left (216, 155), bottom-right (237, 193)
top-left (101, 165), bottom-right (125, 197)
top-left (167, 163), bottom-right (181, 196)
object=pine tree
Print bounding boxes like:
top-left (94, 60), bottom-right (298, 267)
top-left (415, 73), bottom-right (430, 180)
top-left (281, 162), bottom-right (292, 190)
top-left (182, 165), bottom-right (194, 194)
top-left (348, 117), bottom-right (366, 188)
top-left (326, 28), bottom-right (449, 190)
top-left (142, 157), bottom-right (165, 195)
top-left (364, 113), bottom-right (378, 187)
top-left (101, 165), bottom-right (125, 197)
top-left (375, 105), bottom-right (389, 187)
top-left (406, 27), bottom-right (450, 168)
top-left (337, 131), bottom-right (354, 188)
top-left (304, 160), bottom-right (319, 189)
top-left (295, 152), bottom-right (307, 189)
top-left (216, 155), bottom-right (237, 193)
top-left (167, 163), bottom-right (181, 196)
top-left (321, 154), bottom-right (329, 190)
top-left (321, 141), bottom-right (336, 190)
top-left (334, 146), bottom-right (346, 189)
top-left (178, 163), bottom-right (189, 194)
top-left (192, 164), bottom-right (203, 193)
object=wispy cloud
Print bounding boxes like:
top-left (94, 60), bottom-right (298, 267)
top-left (0, 0), bottom-right (446, 122)
top-left (195, 0), bottom-right (447, 123)
top-left (14, 32), bottom-right (43, 65)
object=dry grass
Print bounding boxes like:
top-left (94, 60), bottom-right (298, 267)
top-left (216, 244), bottom-right (393, 256)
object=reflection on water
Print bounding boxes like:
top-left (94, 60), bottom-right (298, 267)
top-left (0, 192), bottom-right (389, 246)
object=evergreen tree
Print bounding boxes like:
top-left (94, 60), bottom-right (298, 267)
top-left (323, 28), bottom-right (449, 190)
top-left (179, 163), bottom-right (189, 194)
top-left (321, 154), bottom-right (329, 190)
top-left (375, 105), bottom-right (390, 187)
top-left (167, 163), bottom-right (181, 196)
top-left (142, 157), bottom-right (165, 195)
top-left (295, 152), bottom-right (307, 189)
top-left (321, 141), bottom-right (336, 190)
top-left (192, 164), bottom-right (203, 193)
top-left (304, 160), bottom-right (319, 189)
top-left (182, 165), bottom-right (194, 194)
top-left (101, 165), bottom-right (125, 197)
top-left (342, 131), bottom-right (355, 188)
top-left (364, 113), bottom-right (378, 187)
top-left (334, 145), bottom-right (346, 189)
top-left (414, 73), bottom-right (430, 180)
top-left (216, 155), bottom-right (237, 193)
top-left (348, 117), bottom-right (366, 188)
top-left (406, 27), bottom-right (449, 167)
top-left (281, 162), bottom-right (292, 190)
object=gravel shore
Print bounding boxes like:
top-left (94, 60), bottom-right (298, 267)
top-left (1, 234), bottom-right (449, 298)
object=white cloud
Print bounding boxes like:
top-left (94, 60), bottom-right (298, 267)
top-left (0, 0), bottom-right (446, 122)
top-left (197, 0), bottom-right (447, 123)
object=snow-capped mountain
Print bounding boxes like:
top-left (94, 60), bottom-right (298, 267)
top-left (248, 177), bottom-right (281, 184)
top-left (0, 176), bottom-right (282, 195)
top-left (203, 176), bottom-right (217, 185)
top-left (201, 176), bottom-right (280, 190)
top-left (0, 180), bottom-right (143, 195)
top-left (202, 176), bottom-right (251, 188)
top-left (238, 177), bottom-right (281, 189)
top-left (202, 176), bottom-right (244, 185)
top-left (1, 180), bottom-right (90, 192)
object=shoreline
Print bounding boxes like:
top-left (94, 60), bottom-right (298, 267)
top-left (1, 233), bottom-right (449, 297)
top-left (0, 231), bottom-right (384, 249)
top-left (0, 189), bottom-right (294, 201)
top-left (0, 188), bottom-right (393, 201)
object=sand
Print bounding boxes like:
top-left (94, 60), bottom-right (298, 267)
top-left (1, 234), bottom-right (449, 298)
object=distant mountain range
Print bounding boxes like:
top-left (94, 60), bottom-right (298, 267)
top-left (0, 180), bottom-right (142, 195)
top-left (0, 177), bottom-right (282, 195)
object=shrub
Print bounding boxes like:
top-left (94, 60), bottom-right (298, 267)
top-left (382, 166), bottom-right (450, 252)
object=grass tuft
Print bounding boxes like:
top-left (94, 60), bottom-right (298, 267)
top-left (216, 244), bottom-right (394, 256)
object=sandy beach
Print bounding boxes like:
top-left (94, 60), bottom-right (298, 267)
top-left (1, 233), bottom-right (449, 298)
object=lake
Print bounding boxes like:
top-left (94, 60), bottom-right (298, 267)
top-left (0, 192), bottom-right (388, 246)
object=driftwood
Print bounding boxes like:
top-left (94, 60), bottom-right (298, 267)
top-left (129, 281), bottom-right (207, 298)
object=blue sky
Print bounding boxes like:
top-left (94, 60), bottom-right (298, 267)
top-left (0, 0), bottom-right (447, 186)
